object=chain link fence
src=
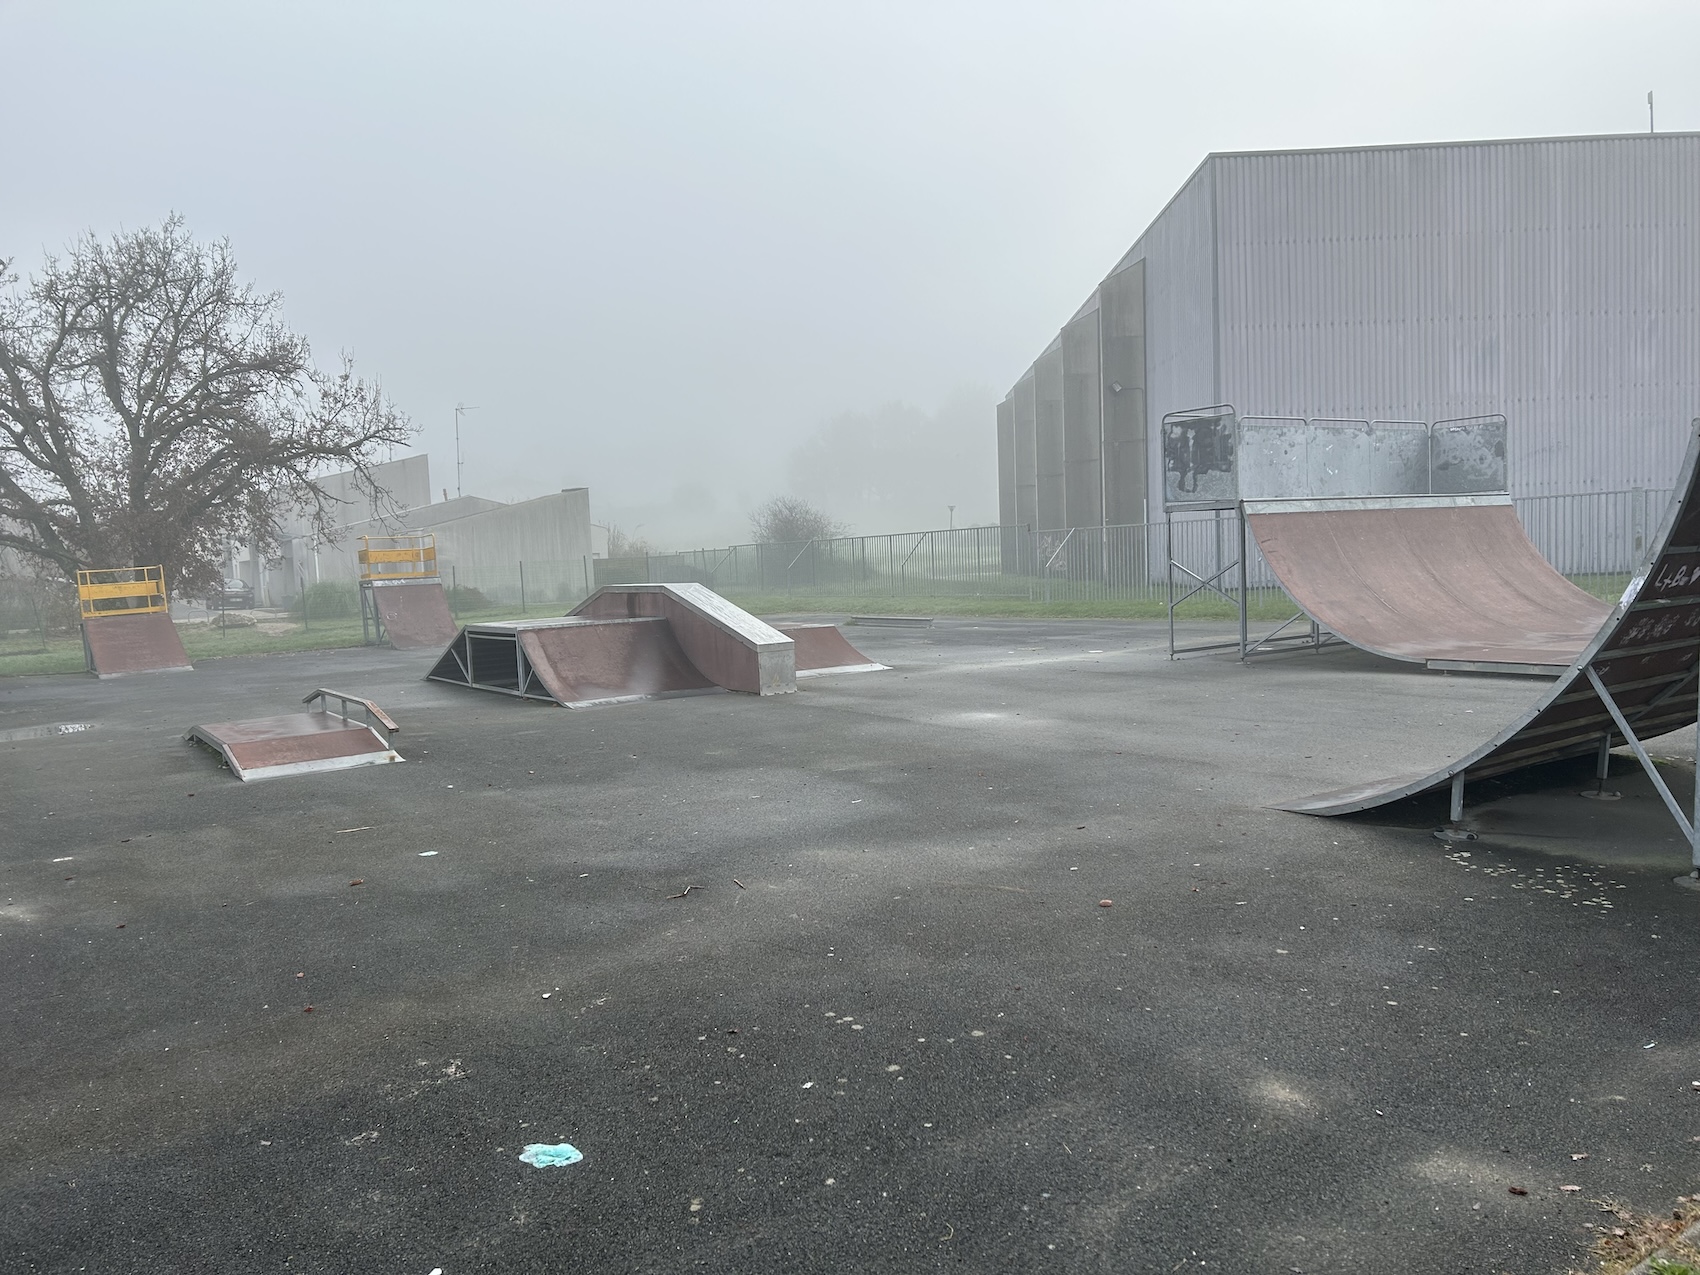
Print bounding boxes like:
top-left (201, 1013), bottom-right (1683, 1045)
top-left (587, 487), bottom-right (1672, 607)
top-left (0, 487), bottom-right (1676, 656)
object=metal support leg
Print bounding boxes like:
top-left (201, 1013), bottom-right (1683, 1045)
top-left (1237, 507), bottom-right (1248, 660)
top-left (1584, 666), bottom-right (1697, 855)
top-left (1449, 773), bottom-right (1465, 824)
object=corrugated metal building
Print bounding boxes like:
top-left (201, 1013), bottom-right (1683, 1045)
top-left (999, 132), bottom-right (1700, 526)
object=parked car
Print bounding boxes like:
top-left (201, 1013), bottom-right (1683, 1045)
top-left (206, 578), bottom-right (254, 610)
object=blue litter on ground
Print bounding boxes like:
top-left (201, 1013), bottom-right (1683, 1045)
top-left (519, 1142), bottom-right (583, 1168)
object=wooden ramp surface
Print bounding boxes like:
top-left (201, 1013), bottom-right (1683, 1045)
top-left (188, 713), bottom-right (401, 782)
top-left (82, 612), bottom-right (193, 678)
top-left (1247, 496), bottom-right (1610, 671)
top-left (371, 581), bottom-right (460, 650)
top-left (775, 624), bottom-right (890, 677)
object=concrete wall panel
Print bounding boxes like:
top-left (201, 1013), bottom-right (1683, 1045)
top-left (1061, 309), bottom-right (1104, 527)
top-left (1034, 341), bottom-right (1066, 529)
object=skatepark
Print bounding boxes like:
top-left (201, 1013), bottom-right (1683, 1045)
top-left (6, 573), bottom-right (1700, 1271)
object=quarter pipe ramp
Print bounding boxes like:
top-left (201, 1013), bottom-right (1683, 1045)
top-left (1284, 421), bottom-right (1700, 851)
top-left (775, 624), bottom-right (889, 677)
top-left (1246, 495), bottom-right (1610, 673)
top-left (369, 579), bottom-right (460, 650)
top-left (82, 612), bottom-right (193, 678)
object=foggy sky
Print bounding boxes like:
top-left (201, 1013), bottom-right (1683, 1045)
top-left (6, 1), bottom-right (1697, 548)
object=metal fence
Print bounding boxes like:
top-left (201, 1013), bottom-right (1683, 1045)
top-left (0, 487), bottom-right (1672, 639)
top-left (581, 486), bottom-right (1670, 606)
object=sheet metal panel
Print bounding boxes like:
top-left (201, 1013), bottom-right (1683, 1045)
top-left (996, 396), bottom-right (1016, 530)
top-left (1061, 310), bottom-right (1104, 528)
top-left (1100, 260), bottom-right (1149, 525)
top-left (1034, 342), bottom-right (1066, 529)
top-left (1214, 134), bottom-right (1700, 500)
top-left (1012, 372), bottom-right (1038, 529)
top-left (1284, 420), bottom-right (1700, 815)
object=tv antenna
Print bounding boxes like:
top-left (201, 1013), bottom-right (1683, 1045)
top-left (453, 403), bottom-right (479, 499)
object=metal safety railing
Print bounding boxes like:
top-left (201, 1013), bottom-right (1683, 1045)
top-left (358, 533), bottom-right (439, 581)
top-left (76, 565), bottom-right (168, 618)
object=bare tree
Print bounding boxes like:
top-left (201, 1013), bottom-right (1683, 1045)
top-left (749, 495), bottom-right (846, 544)
top-left (0, 216), bottom-right (413, 597)
top-left (604, 523), bottom-right (653, 558)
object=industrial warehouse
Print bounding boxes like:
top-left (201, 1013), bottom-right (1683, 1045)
top-left (997, 131), bottom-right (1700, 545)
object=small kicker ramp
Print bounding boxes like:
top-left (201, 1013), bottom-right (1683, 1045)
top-left (187, 689), bottom-right (401, 782)
top-left (369, 579), bottom-right (460, 650)
top-left (775, 624), bottom-right (890, 677)
top-left (1246, 495), bottom-right (1611, 673)
top-left (427, 584), bottom-right (797, 707)
top-left (1284, 420), bottom-right (1700, 836)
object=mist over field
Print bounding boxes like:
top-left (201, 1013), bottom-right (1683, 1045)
top-left (6, 0), bottom-right (1695, 550)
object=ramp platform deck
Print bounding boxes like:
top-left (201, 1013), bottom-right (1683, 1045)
top-left (188, 689), bottom-right (401, 782)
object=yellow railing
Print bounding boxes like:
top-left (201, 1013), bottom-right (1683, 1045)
top-left (358, 533), bottom-right (439, 581)
top-left (77, 565), bottom-right (168, 618)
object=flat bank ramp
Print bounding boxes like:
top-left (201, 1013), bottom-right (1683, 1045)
top-left (1246, 495), bottom-right (1611, 672)
top-left (187, 691), bottom-right (401, 782)
top-left (371, 580), bottom-right (460, 650)
top-left (427, 617), bottom-right (719, 707)
top-left (82, 612), bottom-right (193, 678)
top-left (775, 624), bottom-right (890, 677)
top-left (1283, 424), bottom-right (1700, 817)
top-left (572, 583), bottom-right (795, 694)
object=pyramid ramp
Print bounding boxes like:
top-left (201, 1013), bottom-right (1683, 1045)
top-left (1284, 421), bottom-right (1700, 864)
top-left (82, 612), bottom-right (193, 678)
top-left (427, 617), bottom-right (720, 707)
top-left (775, 624), bottom-right (890, 678)
top-left (1247, 495), bottom-right (1610, 674)
top-left (188, 690), bottom-right (401, 782)
top-left (572, 583), bottom-right (795, 694)
top-left (368, 578), bottom-right (460, 650)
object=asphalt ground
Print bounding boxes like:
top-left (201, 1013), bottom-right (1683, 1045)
top-left (3, 618), bottom-right (1697, 1275)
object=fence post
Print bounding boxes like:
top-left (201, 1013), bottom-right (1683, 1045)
top-left (519, 560), bottom-right (526, 615)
